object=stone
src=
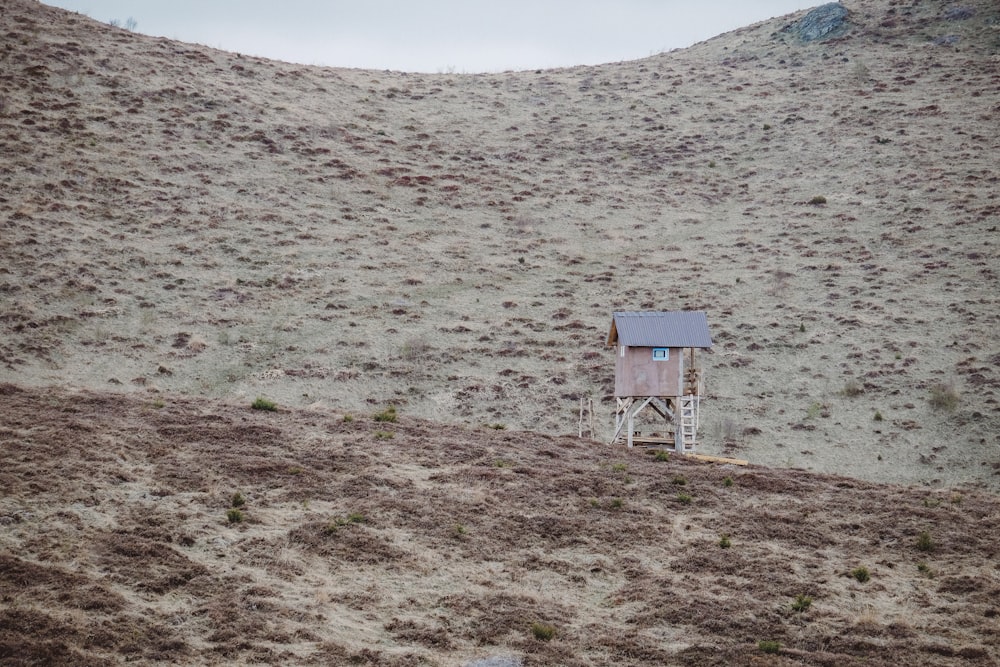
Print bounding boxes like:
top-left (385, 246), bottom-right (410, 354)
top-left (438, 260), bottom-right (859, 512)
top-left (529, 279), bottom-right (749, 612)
top-left (795, 3), bottom-right (849, 42)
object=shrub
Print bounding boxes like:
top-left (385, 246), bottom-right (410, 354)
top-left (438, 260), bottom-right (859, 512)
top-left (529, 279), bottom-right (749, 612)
top-left (840, 379), bottom-right (863, 397)
top-left (874, 410), bottom-right (883, 421)
top-left (230, 492), bottom-right (245, 508)
top-left (374, 430), bottom-right (394, 440)
top-left (226, 508), bottom-right (244, 524)
top-left (723, 476), bottom-right (734, 487)
top-left (808, 195), bottom-right (827, 205)
top-left (758, 640), bottom-right (781, 654)
top-left (676, 493), bottom-right (692, 504)
top-left (653, 450), bottom-right (670, 462)
top-left (791, 594), bottom-right (813, 612)
top-left (373, 405), bottom-right (398, 422)
top-left (928, 384), bottom-right (959, 412)
top-left (251, 397), bottom-right (277, 411)
top-left (917, 562), bottom-right (934, 578)
top-left (718, 534), bottom-right (731, 548)
top-left (851, 566), bottom-right (870, 583)
top-left (342, 414), bottom-right (354, 422)
top-left (671, 475), bottom-right (687, 486)
top-left (611, 463), bottom-right (628, 472)
top-left (531, 622), bottom-right (556, 641)
top-left (609, 498), bottom-right (624, 510)
top-left (916, 531), bottom-right (934, 552)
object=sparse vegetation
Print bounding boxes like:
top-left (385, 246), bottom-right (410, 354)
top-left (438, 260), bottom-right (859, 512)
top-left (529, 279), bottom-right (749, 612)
top-left (917, 562), bottom-right (934, 578)
top-left (531, 622), bottom-right (556, 641)
top-left (718, 534), bottom-right (731, 548)
top-left (808, 195), bottom-right (827, 205)
top-left (928, 383), bottom-right (960, 412)
top-left (851, 566), bottom-right (870, 583)
top-left (723, 476), bottom-right (734, 487)
top-left (916, 530), bottom-right (934, 553)
top-left (791, 594), bottom-right (813, 612)
top-left (676, 493), bottom-right (692, 504)
top-left (840, 379), bottom-right (863, 397)
top-left (374, 430), bottom-right (394, 440)
top-left (230, 492), bottom-right (245, 508)
top-left (672, 475), bottom-right (687, 486)
top-left (758, 640), bottom-right (781, 654)
top-left (874, 410), bottom-right (883, 421)
top-left (226, 508), bottom-right (244, 524)
top-left (373, 406), bottom-right (398, 422)
top-left (251, 397), bottom-right (277, 411)
top-left (653, 450), bottom-right (670, 462)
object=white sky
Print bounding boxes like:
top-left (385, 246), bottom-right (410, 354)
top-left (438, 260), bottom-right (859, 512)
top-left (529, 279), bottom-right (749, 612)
top-left (43, 1), bottom-right (821, 73)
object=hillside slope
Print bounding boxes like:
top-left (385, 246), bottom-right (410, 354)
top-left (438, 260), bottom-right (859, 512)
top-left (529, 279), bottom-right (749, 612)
top-left (1, 0), bottom-right (998, 486)
top-left (1, 383), bottom-right (998, 665)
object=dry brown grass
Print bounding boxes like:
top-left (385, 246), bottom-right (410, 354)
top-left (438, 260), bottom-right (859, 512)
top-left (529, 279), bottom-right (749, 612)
top-left (0, 0), bottom-right (999, 663)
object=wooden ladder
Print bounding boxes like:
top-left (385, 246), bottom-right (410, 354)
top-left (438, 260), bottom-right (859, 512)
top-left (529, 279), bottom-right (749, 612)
top-left (679, 395), bottom-right (698, 449)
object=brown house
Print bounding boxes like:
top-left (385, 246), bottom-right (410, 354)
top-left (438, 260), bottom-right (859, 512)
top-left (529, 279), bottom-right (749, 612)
top-left (606, 311), bottom-right (713, 451)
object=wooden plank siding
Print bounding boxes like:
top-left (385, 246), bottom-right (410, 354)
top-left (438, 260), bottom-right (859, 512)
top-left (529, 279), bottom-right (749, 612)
top-left (614, 345), bottom-right (683, 397)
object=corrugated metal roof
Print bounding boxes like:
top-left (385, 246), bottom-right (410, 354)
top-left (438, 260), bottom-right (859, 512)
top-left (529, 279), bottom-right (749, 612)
top-left (607, 311), bottom-right (713, 348)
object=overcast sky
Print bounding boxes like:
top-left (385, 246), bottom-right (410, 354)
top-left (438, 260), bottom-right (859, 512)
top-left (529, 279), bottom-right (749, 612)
top-left (43, 1), bottom-right (821, 73)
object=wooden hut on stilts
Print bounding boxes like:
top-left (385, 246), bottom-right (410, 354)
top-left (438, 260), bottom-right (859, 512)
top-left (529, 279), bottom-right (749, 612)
top-left (606, 311), bottom-right (713, 452)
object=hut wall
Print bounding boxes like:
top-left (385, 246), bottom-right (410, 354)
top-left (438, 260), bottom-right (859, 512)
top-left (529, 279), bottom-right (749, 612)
top-left (614, 346), bottom-right (682, 397)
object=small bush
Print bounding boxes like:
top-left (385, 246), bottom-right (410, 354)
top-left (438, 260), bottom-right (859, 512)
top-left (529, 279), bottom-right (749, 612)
top-left (226, 508), bottom-right (244, 524)
top-left (676, 493), bottom-right (692, 504)
top-left (374, 430), bottom-right (394, 440)
top-left (808, 195), bottom-right (827, 205)
top-left (928, 383), bottom-right (959, 412)
top-left (851, 566), bottom-right (870, 583)
top-left (840, 379), bottom-right (863, 397)
top-left (251, 397), bottom-right (277, 411)
top-left (791, 594), bottom-right (813, 612)
top-left (230, 492), bottom-right (245, 508)
top-left (373, 406), bottom-right (398, 422)
top-left (671, 475), bottom-right (687, 486)
top-left (609, 498), bottom-right (624, 510)
top-left (488, 422), bottom-right (506, 430)
top-left (723, 476), bottom-right (734, 487)
top-left (342, 414), bottom-right (354, 423)
top-left (718, 534), bottom-right (731, 548)
top-left (758, 640), bottom-right (781, 654)
top-left (611, 463), bottom-right (628, 472)
top-left (653, 450), bottom-right (670, 462)
top-left (917, 562), bottom-right (934, 578)
top-left (916, 531), bottom-right (934, 552)
top-left (531, 622), bottom-right (556, 641)
top-left (874, 410), bottom-right (883, 421)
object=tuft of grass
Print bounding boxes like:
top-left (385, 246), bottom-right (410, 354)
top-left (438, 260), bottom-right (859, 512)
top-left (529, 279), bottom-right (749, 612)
top-left (653, 450), bottom-right (670, 462)
top-left (723, 476), bottom-right (734, 487)
top-left (917, 562), bottom-right (934, 578)
top-left (808, 195), bottom-right (827, 205)
top-left (374, 430), bottom-right (394, 440)
top-left (611, 463), bottom-right (628, 472)
top-left (840, 379), bottom-right (863, 397)
top-left (928, 383), bottom-right (960, 412)
top-left (487, 422), bottom-right (507, 430)
top-left (851, 566), bottom-right (870, 583)
top-left (791, 594), bottom-right (813, 612)
top-left (758, 640), bottom-right (781, 654)
top-left (676, 493), bottom-right (692, 504)
top-left (251, 396), bottom-right (277, 411)
top-left (342, 414), bottom-right (354, 423)
top-left (671, 475), bottom-right (687, 486)
top-left (531, 622), bottom-right (556, 641)
top-left (916, 531), bottom-right (934, 553)
top-left (373, 405), bottom-right (398, 422)
top-left (226, 508), bottom-right (244, 524)
top-left (874, 410), bottom-right (883, 422)
top-left (718, 534), bottom-right (731, 548)
top-left (230, 492), bottom-right (245, 508)
top-left (609, 498), bottom-right (624, 510)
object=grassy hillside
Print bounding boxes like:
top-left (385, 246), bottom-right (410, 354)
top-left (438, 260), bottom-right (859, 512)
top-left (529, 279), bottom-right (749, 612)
top-left (0, 0), bottom-right (999, 663)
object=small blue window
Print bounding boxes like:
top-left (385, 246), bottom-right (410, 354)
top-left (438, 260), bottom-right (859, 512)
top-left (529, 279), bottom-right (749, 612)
top-left (652, 348), bottom-right (669, 361)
